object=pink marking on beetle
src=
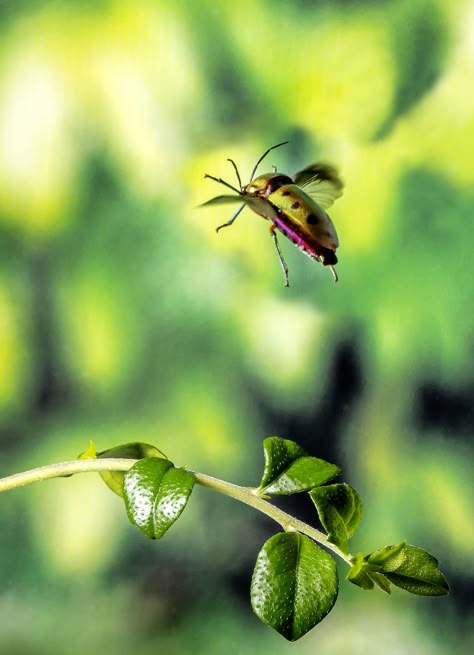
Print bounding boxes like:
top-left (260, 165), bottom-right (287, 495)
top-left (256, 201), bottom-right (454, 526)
top-left (271, 215), bottom-right (321, 261)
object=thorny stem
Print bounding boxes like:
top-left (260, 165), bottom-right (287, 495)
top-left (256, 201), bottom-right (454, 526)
top-left (0, 459), bottom-right (352, 564)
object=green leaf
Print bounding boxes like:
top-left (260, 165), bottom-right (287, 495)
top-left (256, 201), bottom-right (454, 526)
top-left (152, 466), bottom-right (196, 539)
top-left (346, 553), bottom-right (374, 590)
top-left (96, 442), bottom-right (167, 497)
top-left (123, 458), bottom-right (195, 540)
top-left (258, 437), bottom-right (341, 495)
top-left (349, 543), bottom-right (448, 596)
top-left (367, 541), bottom-right (406, 570)
top-left (377, 544), bottom-right (449, 596)
top-left (124, 458), bottom-right (173, 538)
top-left (368, 572), bottom-right (392, 595)
top-left (309, 483), bottom-right (363, 553)
top-left (251, 532), bottom-right (338, 641)
top-left (78, 441), bottom-right (97, 460)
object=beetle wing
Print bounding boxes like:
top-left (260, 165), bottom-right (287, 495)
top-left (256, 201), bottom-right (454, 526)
top-left (199, 194), bottom-right (244, 207)
top-left (293, 163), bottom-right (343, 210)
top-left (268, 185), bottom-right (339, 250)
top-left (308, 209), bottom-right (339, 249)
top-left (245, 196), bottom-right (279, 220)
top-left (200, 195), bottom-right (279, 220)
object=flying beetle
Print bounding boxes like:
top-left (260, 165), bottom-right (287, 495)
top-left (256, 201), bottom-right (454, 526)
top-left (200, 141), bottom-right (343, 287)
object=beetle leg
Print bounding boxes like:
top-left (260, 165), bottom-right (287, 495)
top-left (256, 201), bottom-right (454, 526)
top-left (216, 202), bottom-right (245, 233)
top-left (328, 265), bottom-right (338, 283)
top-left (269, 224), bottom-right (290, 287)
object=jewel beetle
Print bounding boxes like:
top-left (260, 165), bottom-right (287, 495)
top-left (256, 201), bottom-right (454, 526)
top-left (200, 141), bottom-right (343, 287)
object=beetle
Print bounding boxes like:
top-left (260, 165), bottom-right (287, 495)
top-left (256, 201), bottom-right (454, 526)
top-left (200, 141), bottom-right (343, 287)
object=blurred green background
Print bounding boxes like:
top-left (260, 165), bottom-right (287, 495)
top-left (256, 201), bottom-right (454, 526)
top-left (0, 0), bottom-right (472, 652)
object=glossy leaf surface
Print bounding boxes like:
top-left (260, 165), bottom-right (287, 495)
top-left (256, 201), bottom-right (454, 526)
top-left (251, 531), bottom-right (338, 641)
top-left (348, 543), bottom-right (449, 596)
top-left (367, 541), bottom-right (406, 570)
top-left (373, 544), bottom-right (449, 596)
top-left (258, 437), bottom-right (341, 495)
top-left (123, 458), bottom-right (195, 539)
top-left (97, 442), bottom-right (167, 497)
top-left (309, 483), bottom-right (363, 552)
top-left (153, 466), bottom-right (196, 539)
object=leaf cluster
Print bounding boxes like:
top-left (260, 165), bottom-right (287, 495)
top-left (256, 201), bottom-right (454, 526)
top-left (80, 437), bottom-right (449, 642)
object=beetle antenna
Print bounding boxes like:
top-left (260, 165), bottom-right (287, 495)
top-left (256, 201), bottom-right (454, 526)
top-left (204, 174), bottom-right (241, 194)
top-left (227, 159), bottom-right (242, 189)
top-left (248, 141), bottom-right (289, 184)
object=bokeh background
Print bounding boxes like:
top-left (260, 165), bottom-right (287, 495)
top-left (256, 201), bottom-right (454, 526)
top-left (0, 0), bottom-right (473, 652)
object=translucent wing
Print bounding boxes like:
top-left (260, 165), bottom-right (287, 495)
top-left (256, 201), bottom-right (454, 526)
top-left (200, 195), bottom-right (279, 220)
top-left (293, 163), bottom-right (343, 210)
top-left (199, 194), bottom-right (244, 207)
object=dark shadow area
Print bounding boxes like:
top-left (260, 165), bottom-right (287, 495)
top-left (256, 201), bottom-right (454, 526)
top-left (415, 381), bottom-right (474, 437)
top-left (257, 337), bottom-right (363, 465)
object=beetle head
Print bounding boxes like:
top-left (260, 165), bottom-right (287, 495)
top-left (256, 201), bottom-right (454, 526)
top-left (244, 173), bottom-right (293, 197)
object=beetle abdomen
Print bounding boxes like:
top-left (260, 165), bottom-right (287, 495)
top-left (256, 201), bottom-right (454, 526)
top-left (266, 184), bottom-right (339, 265)
top-left (271, 212), bottom-right (338, 266)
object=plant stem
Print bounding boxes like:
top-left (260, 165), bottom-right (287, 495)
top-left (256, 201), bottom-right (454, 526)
top-left (193, 472), bottom-right (352, 564)
top-left (0, 458), bottom-right (138, 492)
top-left (0, 460), bottom-right (352, 564)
